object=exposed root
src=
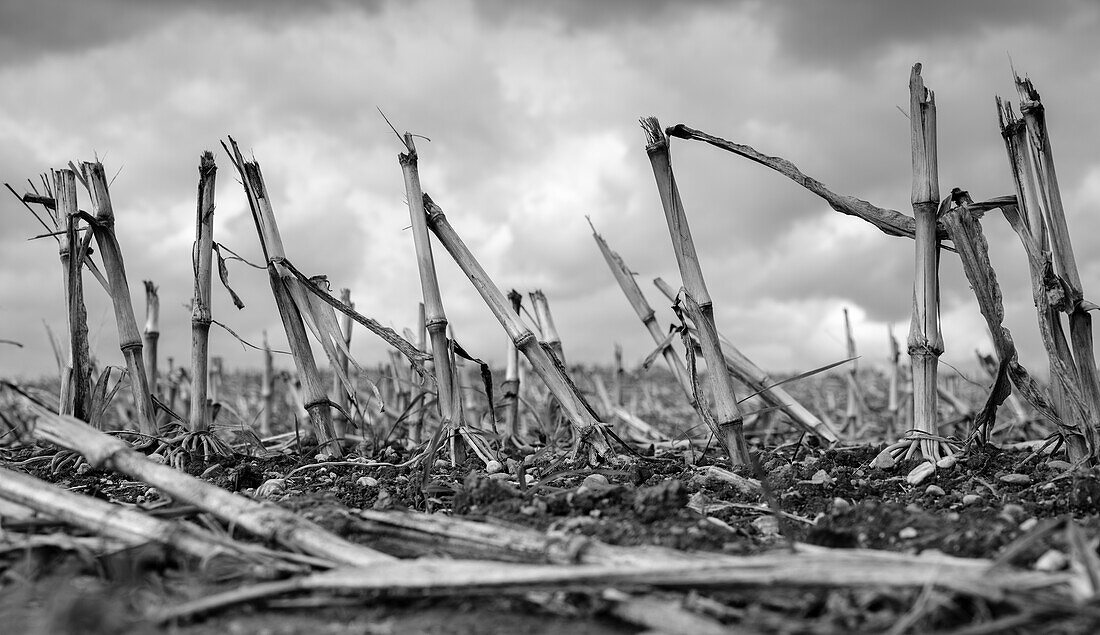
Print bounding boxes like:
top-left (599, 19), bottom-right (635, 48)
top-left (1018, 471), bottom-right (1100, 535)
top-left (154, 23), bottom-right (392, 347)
top-left (880, 430), bottom-right (960, 465)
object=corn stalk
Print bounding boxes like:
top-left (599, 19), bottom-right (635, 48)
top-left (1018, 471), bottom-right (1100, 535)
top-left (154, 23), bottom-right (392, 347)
top-left (907, 64), bottom-right (944, 462)
top-left (53, 168), bottom-right (92, 422)
top-left (81, 161), bottom-right (157, 435)
top-left (421, 194), bottom-right (611, 460)
top-left (143, 280), bottom-right (159, 396)
top-left (642, 116), bottom-right (748, 466)
top-left (189, 151), bottom-right (217, 433)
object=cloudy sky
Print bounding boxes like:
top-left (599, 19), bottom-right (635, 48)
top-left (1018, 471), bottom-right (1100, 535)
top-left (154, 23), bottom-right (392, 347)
top-left (2, 0), bottom-right (1099, 384)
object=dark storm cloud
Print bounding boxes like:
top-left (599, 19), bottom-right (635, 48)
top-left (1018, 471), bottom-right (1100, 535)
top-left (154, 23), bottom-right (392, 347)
top-left (761, 0), bottom-right (1095, 69)
top-left (473, 0), bottom-right (733, 29)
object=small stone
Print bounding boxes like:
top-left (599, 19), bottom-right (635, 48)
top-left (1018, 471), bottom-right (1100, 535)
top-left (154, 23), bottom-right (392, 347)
top-left (1019, 517), bottom-right (1039, 532)
top-left (488, 472), bottom-right (512, 481)
top-left (1000, 503), bottom-right (1026, 522)
top-left (831, 497), bottom-right (851, 514)
top-left (395, 475), bottom-right (409, 484)
top-left (434, 459), bottom-right (449, 469)
top-left (1034, 549), bottom-right (1068, 571)
top-left (356, 476), bottom-right (379, 488)
top-left (1047, 460), bottom-right (1073, 471)
top-left (201, 464), bottom-right (224, 479)
top-left (809, 469), bottom-right (835, 485)
top-left (936, 456), bottom-right (957, 470)
top-left (75, 463), bottom-right (92, 476)
top-left (520, 505), bottom-right (538, 516)
top-left (255, 478), bottom-right (286, 499)
top-left (924, 485), bottom-right (946, 497)
top-left (145, 487), bottom-right (161, 500)
top-left (582, 473), bottom-right (610, 489)
top-left (906, 462), bottom-right (936, 486)
top-left (752, 515), bottom-right (780, 537)
top-left (961, 494), bottom-right (982, 506)
top-left (999, 473), bottom-right (1031, 485)
top-left (148, 453), bottom-right (167, 465)
top-left (485, 460), bottom-right (503, 474)
top-left (870, 449), bottom-right (896, 470)
top-left (898, 527), bottom-right (918, 539)
top-left (525, 474), bottom-right (536, 485)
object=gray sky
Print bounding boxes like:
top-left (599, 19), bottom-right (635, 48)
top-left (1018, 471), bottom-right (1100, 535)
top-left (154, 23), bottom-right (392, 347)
top-left (2, 0), bottom-right (1099, 382)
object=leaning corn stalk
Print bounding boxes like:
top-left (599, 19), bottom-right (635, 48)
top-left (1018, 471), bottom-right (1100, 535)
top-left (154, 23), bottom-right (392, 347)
top-left (642, 116), bottom-right (748, 466)
top-left (652, 277), bottom-right (838, 443)
top-left (143, 280), bottom-right (159, 395)
top-left (54, 168), bottom-right (92, 422)
top-left (81, 161), bottom-right (157, 436)
top-left (906, 63), bottom-right (947, 462)
top-left (530, 290), bottom-right (565, 363)
top-left (397, 135), bottom-right (462, 456)
top-left (996, 77), bottom-right (1100, 462)
top-left (189, 151), bottom-right (217, 433)
top-left (421, 194), bottom-right (611, 459)
top-left (29, 404), bottom-right (391, 567)
top-left (590, 223), bottom-right (695, 410)
top-left (224, 138), bottom-right (343, 458)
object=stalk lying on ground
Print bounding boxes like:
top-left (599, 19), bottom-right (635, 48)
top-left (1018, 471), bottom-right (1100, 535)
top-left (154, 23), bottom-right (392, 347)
top-left (143, 280), bottom-right (160, 396)
top-left (0, 465), bottom-right (299, 574)
top-left (189, 151), bottom-right (217, 433)
top-left (81, 161), bottom-right (157, 435)
top-left (642, 116), bottom-right (748, 466)
top-left (421, 194), bottom-right (611, 460)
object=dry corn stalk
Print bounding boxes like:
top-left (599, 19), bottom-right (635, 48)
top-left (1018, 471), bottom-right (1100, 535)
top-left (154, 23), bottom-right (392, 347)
top-left (642, 116), bottom-right (748, 466)
top-left (189, 151), bottom-right (217, 433)
top-left (29, 404), bottom-right (391, 567)
top-left (842, 307), bottom-right (861, 441)
top-left (530, 290), bottom-right (565, 363)
top-left (590, 223), bottom-right (695, 408)
top-left (996, 76), bottom-right (1100, 462)
top-left (53, 168), bottom-right (92, 422)
top-left (501, 291), bottom-right (524, 442)
top-left (652, 277), bottom-right (837, 443)
top-left (333, 287), bottom-right (354, 439)
top-left (143, 280), bottom-right (160, 396)
top-left (906, 63), bottom-right (947, 462)
top-left (398, 134), bottom-right (461, 456)
top-left (421, 194), bottom-right (611, 460)
top-left (81, 161), bottom-right (157, 435)
top-left (260, 330), bottom-right (275, 436)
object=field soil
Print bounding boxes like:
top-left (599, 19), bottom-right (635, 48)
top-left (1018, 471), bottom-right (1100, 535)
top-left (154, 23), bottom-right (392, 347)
top-left (2, 370), bottom-right (1098, 633)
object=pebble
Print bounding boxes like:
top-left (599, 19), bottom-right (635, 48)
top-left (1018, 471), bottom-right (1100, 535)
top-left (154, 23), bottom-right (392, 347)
top-left (75, 463), bottom-right (92, 476)
top-left (148, 453), bottom-right (167, 465)
top-left (870, 449), bottom-right (896, 470)
top-left (898, 527), bottom-right (918, 539)
top-left (485, 460), bottom-right (503, 475)
top-left (906, 462), bottom-right (936, 486)
top-left (582, 474), bottom-right (610, 489)
top-left (525, 474), bottom-right (537, 485)
top-left (936, 456), bottom-right (957, 470)
top-left (1000, 503), bottom-right (1026, 522)
top-left (999, 473), bottom-right (1031, 485)
top-left (145, 487), bottom-right (161, 500)
top-left (488, 472), bottom-right (512, 481)
top-left (752, 515), bottom-right (780, 537)
top-left (1019, 517), bottom-right (1039, 532)
top-left (1034, 549), bottom-right (1068, 571)
top-left (356, 476), bottom-right (379, 488)
top-left (924, 485), bottom-right (946, 497)
top-left (255, 478), bottom-right (286, 499)
top-left (809, 470), bottom-right (834, 485)
top-left (961, 494), bottom-right (983, 506)
top-left (1047, 460), bottom-right (1073, 471)
top-left (434, 459), bottom-right (449, 469)
top-left (831, 497), bottom-right (851, 514)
